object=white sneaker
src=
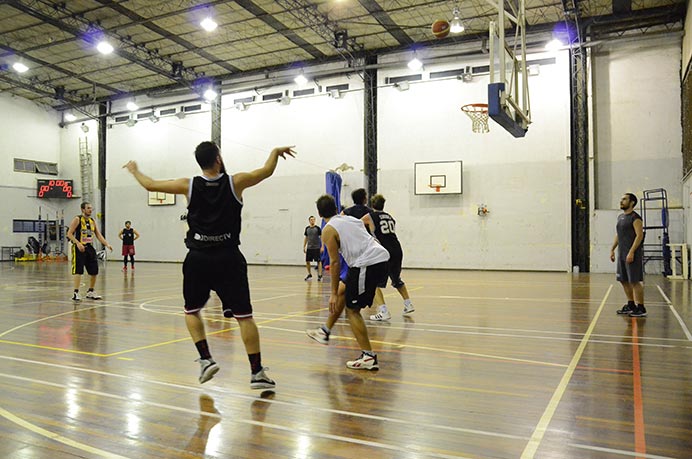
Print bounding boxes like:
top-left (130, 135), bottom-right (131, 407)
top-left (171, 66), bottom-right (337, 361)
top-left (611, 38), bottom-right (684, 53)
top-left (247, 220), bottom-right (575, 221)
top-left (346, 352), bottom-right (379, 370)
top-left (72, 292), bottom-right (81, 302)
top-left (370, 308), bottom-right (391, 321)
top-left (86, 291), bottom-right (102, 300)
top-left (306, 327), bottom-right (329, 345)
top-left (403, 303), bottom-right (415, 316)
top-left (251, 367), bottom-right (276, 390)
top-left (196, 358), bottom-right (219, 384)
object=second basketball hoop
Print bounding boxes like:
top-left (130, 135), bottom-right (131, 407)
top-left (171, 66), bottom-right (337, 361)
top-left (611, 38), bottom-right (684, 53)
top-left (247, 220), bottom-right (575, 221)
top-left (461, 103), bottom-right (490, 133)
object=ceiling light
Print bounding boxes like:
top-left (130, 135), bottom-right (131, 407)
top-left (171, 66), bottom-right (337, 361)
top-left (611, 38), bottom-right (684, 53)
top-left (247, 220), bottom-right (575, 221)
top-left (175, 111), bottom-right (186, 119)
top-left (407, 57), bottom-right (422, 71)
top-left (203, 88), bottom-right (218, 101)
top-left (329, 89), bottom-right (343, 99)
top-left (200, 17), bottom-right (218, 32)
top-left (394, 81), bottom-right (410, 91)
top-left (126, 101), bottom-right (139, 111)
top-left (294, 73), bottom-right (308, 86)
top-left (235, 102), bottom-right (248, 111)
top-left (97, 41), bottom-right (114, 55)
top-left (450, 7), bottom-right (464, 34)
top-left (64, 113), bottom-right (77, 122)
top-left (149, 114), bottom-right (160, 123)
top-left (12, 62), bottom-right (28, 73)
top-left (545, 39), bottom-right (563, 52)
top-left (126, 118), bottom-right (137, 127)
top-left (279, 95), bottom-right (291, 106)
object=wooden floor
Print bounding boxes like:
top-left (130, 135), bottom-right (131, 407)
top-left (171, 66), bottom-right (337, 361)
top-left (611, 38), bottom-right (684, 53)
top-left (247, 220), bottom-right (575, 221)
top-left (0, 261), bottom-right (691, 459)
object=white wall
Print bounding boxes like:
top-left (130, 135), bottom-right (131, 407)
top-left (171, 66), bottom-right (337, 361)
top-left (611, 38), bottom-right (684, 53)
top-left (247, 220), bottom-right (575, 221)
top-left (0, 94), bottom-right (61, 253)
top-left (592, 36), bottom-right (683, 208)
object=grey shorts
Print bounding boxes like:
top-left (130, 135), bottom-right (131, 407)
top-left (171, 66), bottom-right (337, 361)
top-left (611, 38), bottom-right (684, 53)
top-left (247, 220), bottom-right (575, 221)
top-left (616, 256), bottom-right (644, 283)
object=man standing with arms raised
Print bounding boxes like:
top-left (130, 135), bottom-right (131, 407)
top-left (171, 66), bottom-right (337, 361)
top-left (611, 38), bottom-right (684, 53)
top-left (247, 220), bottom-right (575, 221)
top-left (124, 141), bottom-right (295, 387)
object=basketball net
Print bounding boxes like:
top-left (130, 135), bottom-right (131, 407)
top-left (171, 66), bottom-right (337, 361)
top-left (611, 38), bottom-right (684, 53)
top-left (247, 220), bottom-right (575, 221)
top-left (461, 103), bottom-right (490, 133)
top-left (429, 184), bottom-right (442, 193)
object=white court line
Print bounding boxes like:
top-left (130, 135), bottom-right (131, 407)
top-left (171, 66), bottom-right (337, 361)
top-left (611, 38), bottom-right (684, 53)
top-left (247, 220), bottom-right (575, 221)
top-left (520, 284), bottom-right (612, 459)
top-left (0, 355), bottom-right (529, 443)
top-left (656, 285), bottom-right (692, 341)
top-left (569, 442), bottom-right (677, 459)
top-left (0, 304), bottom-right (104, 339)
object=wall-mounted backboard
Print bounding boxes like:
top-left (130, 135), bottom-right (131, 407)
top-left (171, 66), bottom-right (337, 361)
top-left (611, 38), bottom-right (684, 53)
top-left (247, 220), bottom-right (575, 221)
top-left (148, 191), bottom-right (176, 206)
top-left (414, 161), bottom-right (462, 195)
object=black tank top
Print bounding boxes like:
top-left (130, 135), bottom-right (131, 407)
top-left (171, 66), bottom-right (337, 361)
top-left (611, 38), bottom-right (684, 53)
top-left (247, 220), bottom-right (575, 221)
top-left (185, 174), bottom-right (242, 250)
top-left (370, 210), bottom-right (399, 247)
top-left (122, 228), bottom-right (134, 245)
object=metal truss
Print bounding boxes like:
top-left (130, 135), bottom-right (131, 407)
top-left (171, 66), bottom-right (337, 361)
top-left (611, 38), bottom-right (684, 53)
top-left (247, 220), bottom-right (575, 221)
top-left (8, 0), bottom-right (204, 88)
top-left (275, 0), bottom-right (365, 69)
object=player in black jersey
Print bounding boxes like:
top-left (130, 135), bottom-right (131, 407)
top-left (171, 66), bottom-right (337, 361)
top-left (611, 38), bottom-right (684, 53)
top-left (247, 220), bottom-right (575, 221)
top-left (118, 220), bottom-right (140, 271)
top-left (342, 187), bottom-right (371, 219)
top-left (361, 194), bottom-right (414, 320)
top-left (124, 141), bottom-right (295, 388)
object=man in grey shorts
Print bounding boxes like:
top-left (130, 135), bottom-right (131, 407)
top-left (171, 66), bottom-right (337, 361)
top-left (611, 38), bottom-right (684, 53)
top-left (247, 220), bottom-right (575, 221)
top-left (610, 193), bottom-right (646, 317)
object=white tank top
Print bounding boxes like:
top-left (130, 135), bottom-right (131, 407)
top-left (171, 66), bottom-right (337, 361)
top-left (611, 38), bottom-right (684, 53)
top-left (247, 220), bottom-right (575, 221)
top-left (327, 215), bottom-right (389, 268)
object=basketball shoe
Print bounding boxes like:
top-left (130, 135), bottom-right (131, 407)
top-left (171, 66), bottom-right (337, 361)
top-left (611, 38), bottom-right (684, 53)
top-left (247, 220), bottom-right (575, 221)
top-left (346, 352), bottom-right (379, 370)
top-left (370, 305), bottom-right (391, 321)
top-left (306, 327), bottom-right (329, 345)
top-left (251, 367), bottom-right (276, 390)
top-left (86, 290), bottom-right (102, 300)
top-left (403, 302), bottom-right (415, 316)
top-left (196, 358), bottom-right (219, 384)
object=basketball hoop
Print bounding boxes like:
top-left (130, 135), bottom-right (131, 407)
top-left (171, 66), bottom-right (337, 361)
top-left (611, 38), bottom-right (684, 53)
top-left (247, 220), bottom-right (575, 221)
top-left (461, 103), bottom-right (490, 133)
top-left (428, 184), bottom-right (442, 193)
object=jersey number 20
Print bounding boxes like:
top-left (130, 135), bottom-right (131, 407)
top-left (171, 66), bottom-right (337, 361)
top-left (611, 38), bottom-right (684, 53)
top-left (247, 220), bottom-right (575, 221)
top-left (380, 220), bottom-right (396, 234)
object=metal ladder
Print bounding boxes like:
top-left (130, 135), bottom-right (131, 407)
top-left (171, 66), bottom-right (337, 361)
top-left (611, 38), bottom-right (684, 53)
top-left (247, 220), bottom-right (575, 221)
top-left (78, 137), bottom-right (94, 204)
top-left (640, 188), bottom-right (672, 276)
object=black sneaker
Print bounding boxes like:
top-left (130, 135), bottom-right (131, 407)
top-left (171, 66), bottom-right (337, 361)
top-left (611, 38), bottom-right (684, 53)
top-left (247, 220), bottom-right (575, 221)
top-left (616, 303), bottom-right (634, 314)
top-left (251, 367), bottom-right (276, 390)
top-left (629, 305), bottom-right (647, 317)
top-left (304, 274), bottom-right (312, 281)
top-left (317, 275), bottom-right (323, 281)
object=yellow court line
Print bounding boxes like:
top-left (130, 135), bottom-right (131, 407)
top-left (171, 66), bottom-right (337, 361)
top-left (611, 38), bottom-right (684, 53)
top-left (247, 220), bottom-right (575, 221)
top-left (0, 340), bottom-right (107, 357)
top-left (520, 284), bottom-right (612, 459)
top-left (0, 406), bottom-right (131, 459)
top-left (104, 307), bottom-right (328, 357)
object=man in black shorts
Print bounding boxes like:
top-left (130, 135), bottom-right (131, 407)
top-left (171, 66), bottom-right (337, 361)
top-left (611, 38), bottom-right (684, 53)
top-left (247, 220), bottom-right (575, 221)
top-left (124, 142), bottom-right (295, 387)
top-left (303, 216), bottom-right (323, 281)
top-left (610, 192), bottom-right (646, 317)
top-left (306, 194), bottom-right (389, 370)
top-left (66, 202), bottom-right (113, 301)
top-left (361, 194), bottom-right (414, 320)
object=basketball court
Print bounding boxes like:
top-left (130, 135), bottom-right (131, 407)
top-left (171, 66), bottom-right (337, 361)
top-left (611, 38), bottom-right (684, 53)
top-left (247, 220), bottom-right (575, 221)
top-left (1, 1), bottom-right (691, 458)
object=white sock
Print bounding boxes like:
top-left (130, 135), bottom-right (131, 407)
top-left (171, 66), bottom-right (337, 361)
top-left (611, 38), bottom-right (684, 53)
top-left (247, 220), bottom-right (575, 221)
top-left (404, 299), bottom-right (412, 307)
top-left (379, 304), bottom-right (388, 313)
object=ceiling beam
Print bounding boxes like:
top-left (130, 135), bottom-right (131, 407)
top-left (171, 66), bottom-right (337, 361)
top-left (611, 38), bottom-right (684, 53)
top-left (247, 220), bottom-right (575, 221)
top-left (92, 0), bottom-right (241, 74)
top-left (6, 0), bottom-right (203, 88)
top-left (357, 0), bottom-right (413, 46)
top-left (236, 0), bottom-right (327, 60)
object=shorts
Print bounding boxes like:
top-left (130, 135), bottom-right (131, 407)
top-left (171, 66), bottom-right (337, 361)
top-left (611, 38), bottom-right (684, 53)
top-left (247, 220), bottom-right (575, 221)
top-left (183, 245), bottom-right (252, 319)
top-left (305, 248), bottom-right (321, 263)
top-left (379, 244), bottom-right (404, 289)
top-left (344, 261), bottom-right (388, 310)
top-left (122, 245), bottom-right (135, 256)
top-left (72, 243), bottom-right (98, 275)
top-left (616, 255), bottom-right (644, 283)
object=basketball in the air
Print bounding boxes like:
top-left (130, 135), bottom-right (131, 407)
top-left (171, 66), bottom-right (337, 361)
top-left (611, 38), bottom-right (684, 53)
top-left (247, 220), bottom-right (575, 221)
top-left (431, 20), bottom-right (450, 39)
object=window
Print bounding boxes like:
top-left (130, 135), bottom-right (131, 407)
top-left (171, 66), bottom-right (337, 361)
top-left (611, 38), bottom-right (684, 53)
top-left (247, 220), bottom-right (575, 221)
top-left (14, 158), bottom-right (58, 175)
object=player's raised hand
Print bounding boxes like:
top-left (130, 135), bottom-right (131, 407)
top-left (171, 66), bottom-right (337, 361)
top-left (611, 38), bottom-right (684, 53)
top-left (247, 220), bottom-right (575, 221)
top-left (272, 146), bottom-right (296, 160)
top-left (122, 161), bottom-right (139, 173)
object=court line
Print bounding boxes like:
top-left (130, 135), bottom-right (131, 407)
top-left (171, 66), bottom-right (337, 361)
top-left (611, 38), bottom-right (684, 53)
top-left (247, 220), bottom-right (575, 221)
top-left (520, 284), bottom-right (612, 459)
top-left (0, 356), bottom-right (530, 444)
top-left (0, 405), bottom-right (131, 459)
top-left (0, 304), bottom-right (104, 339)
top-left (569, 443), bottom-right (675, 459)
top-left (656, 285), bottom-right (692, 341)
top-left (631, 319), bottom-right (647, 457)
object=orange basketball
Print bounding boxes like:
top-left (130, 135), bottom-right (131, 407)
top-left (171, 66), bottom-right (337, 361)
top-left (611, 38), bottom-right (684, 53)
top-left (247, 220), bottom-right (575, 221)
top-left (431, 20), bottom-right (450, 39)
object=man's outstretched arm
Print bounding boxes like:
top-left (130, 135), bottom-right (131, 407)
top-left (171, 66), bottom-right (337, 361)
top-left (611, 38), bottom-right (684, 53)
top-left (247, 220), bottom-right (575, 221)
top-left (232, 146), bottom-right (295, 197)
top-left (123, 161), bottom-right (189, 195)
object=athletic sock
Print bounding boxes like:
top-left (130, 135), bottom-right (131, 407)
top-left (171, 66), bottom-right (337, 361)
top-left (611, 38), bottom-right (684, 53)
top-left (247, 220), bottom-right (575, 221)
top-left (195, 339), bottom-right (212, 360)
top-left (379, 304), bottom-right (389, 313)
top-left (74, 289), bottom-right (79, 294)
top-left (88, 288), bottom-right (94, 292)
top-left (627, 300), bottom-right (635, 306)
top-left (363, 350), bottom-right (375, 357)
top-left (404, 299), bottom-right (412, 307)
top-left (321, 325), bottom-right (331, 335)
top-left (249, 352), bottom-right (262, 374)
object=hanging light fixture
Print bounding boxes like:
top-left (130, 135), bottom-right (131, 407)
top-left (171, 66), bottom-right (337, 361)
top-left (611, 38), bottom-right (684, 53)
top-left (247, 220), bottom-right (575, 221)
top-left (407, 55), bottom-right (423, 71)
top-left (450, 6), bottom-right (464, 34)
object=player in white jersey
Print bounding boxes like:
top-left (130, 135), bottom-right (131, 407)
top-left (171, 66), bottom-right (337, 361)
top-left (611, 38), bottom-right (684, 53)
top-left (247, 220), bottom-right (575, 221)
top-left (306, 194), bottom-right (389, 370)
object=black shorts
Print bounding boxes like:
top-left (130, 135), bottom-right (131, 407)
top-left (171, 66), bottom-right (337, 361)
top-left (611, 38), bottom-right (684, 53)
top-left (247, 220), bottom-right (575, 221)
top-left (183, 245), bottom-right (252, 319)
top-left (379, 244), bottom-right (404, 289)
top-left (305, 248), bottom-right (321, 263)
top-left (72, 244), bottom-right (98, 275)
top-left (616, 255), bottom-right (644, 283)
top-left (344, 261), bottom-right (389, 310)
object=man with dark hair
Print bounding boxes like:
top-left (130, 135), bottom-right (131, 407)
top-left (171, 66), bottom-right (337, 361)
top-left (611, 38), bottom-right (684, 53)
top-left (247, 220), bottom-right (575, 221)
top-left (66, 202), bottom-right (113, 301)
top-left (362, 194), bottom-right (414, 320)
top-left (342, 187), bottom-right (371, 219)
top-left (123, 141), bottom-right (295, 387)
top-left (306, 194), bottom-right (389, 370)
top-left (118, 220), bottom-right (140, 271)
top-left (303, 216), bottom-right (323, 281)
top-left (610, 192), bottom-right (646, 317)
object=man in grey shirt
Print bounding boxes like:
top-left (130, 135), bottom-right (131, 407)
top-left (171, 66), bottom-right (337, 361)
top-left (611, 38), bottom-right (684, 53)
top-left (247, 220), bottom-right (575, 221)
top-left (610, 193), bottom-right (646, 317)
top-left (303, 216), bottom-right (323, 281)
